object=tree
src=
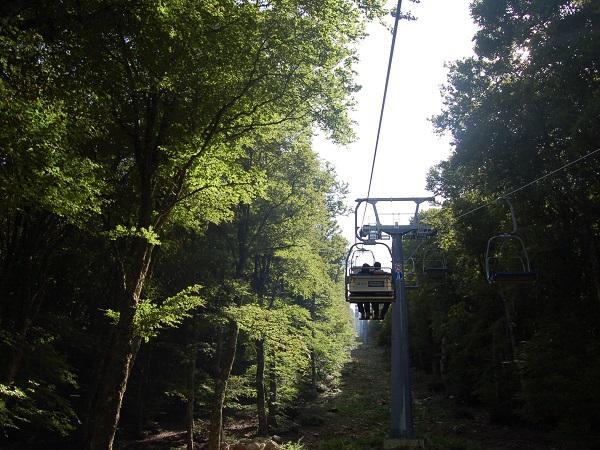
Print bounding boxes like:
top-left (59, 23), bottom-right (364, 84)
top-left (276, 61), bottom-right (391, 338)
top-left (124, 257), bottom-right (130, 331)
top-left (192, 131), bottom-right (352, 446)
top-left (0, 1), bottom-right (385, 448)
top-left (1, 0), bottom-right (397, 445)
top-left (427, 0), bottom-right (600, 438)
top-left (0, 11), bottom-right (107, 435)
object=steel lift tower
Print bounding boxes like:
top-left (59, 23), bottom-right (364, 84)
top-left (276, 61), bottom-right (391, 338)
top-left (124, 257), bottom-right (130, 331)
top-left (355, 197), bottom-right (433, 449)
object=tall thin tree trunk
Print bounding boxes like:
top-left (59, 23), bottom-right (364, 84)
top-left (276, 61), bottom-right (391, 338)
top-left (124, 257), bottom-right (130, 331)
top-left (134, 347), bottom-right (152, 438)
top-left (310, 293), bottom-right (317, 392)
top-left (253, 254), bottom-right (271, 436)
top-left (570, 196), bottom-right (600, 303)
top-left (4, 288), bottom-right (45, 383)
top-left (3, 215), bottom-right (68, 384)
top-left (267, 358), bottom-right (278, 428)
top-left (500, 292), bottom-right (518, 362)
top-left (89, 305), bottom-right (142, 450)
top-left (89, 240), bottom-right (152, 450)
top-left (208, 319), bottom-right (239, 450)
top-left (256, 338), bottom-right (268, 436)
top-left (499, 291), bottom-right (524, 391)
top-left (186, 316), bottom-right (200, 450)
top-left (185, 359), bottom-right (196, 450)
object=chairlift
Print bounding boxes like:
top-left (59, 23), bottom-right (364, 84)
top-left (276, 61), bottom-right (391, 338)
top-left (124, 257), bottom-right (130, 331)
top-left (403, 257), bottom-right (419, 290)
top-left (422, 230), bottom-right (448, 276)
top-left (485, 197), bottom-right (537, 284)
top-left (345, 242), bottom-right (395, 306)
top-left (422, 246), bottom-right (448, 277)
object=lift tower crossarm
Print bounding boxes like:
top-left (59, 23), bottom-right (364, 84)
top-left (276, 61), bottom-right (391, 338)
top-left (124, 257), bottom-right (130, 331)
top-left (354, 197), bottom-right (435, 242)
top-left (355, 197), bottom-right (434, 202)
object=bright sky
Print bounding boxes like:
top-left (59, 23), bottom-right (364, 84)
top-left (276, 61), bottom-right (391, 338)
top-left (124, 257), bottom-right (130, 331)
top-left (316, 0), bottom-right (478, 244)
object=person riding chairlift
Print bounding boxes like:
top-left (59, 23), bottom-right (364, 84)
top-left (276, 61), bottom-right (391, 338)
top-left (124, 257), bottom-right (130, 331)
top-left (357, 263), bottom-right (371, 320)
top-left (370, 261), bottom-right (386, 319)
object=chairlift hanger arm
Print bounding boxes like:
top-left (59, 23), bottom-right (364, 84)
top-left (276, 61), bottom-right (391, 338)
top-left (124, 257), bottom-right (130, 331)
top-left (345, 242), bottom-right (393, 269)
top-left (499, 196), bottom-right (518, 234)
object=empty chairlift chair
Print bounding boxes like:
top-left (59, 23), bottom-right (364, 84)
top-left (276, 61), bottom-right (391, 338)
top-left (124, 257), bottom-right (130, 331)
top-left (403, 257), bottom-right (420, 290)
top-left (485, 197), bottom-right (537, 284)
top-left (422, 246), bottom-right (448, 277)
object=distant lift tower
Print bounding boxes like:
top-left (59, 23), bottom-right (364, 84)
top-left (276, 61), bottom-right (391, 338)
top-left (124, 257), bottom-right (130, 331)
top-left (355, 197), bottom-right (433, 449)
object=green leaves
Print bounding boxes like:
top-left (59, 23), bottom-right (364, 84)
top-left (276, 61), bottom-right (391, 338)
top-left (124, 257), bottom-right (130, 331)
top-left (0, 0), bottom-right (382, 443)
top-left (233, 303), bottom-right (311, 362)
top-left (106, 285), bottom-right (206, 342)
top-left (0, 384), bottom-right (26, 430)
top-left (105, 225), bottom-right (162, 245)
top-left (423, 0), bottom-right (600, 437)
top-left (135, 285), bottom-right (206, 341)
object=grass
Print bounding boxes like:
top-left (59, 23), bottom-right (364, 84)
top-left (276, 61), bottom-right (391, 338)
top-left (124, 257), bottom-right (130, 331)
top-left (418, 435), bottom-right (483, 450)
top-left (294, 342), bottom-right (552, 450)
top-left (299, 344), bottom-right (391, 449)
top-left (281, 440), bottom-right (307, 450)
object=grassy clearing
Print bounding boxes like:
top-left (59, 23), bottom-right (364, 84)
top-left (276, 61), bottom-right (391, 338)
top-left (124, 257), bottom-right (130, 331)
top-left (296, 343), bottom-right (391, 449)
top-left (295, 336), bottom-right (555, 449)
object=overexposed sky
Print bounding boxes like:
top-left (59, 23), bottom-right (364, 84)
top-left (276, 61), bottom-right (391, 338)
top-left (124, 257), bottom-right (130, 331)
top-left (317, 0), bottom-right (478, 244)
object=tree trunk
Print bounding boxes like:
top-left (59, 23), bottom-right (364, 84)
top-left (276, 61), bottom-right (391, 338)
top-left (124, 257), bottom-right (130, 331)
top-left (4, 288), bottom-right (45, 383)
top-left (185, 357), bottom-right (196, 450)
top-left (89, 308), bottom-right (142, 450)
top-left (253, 254), bottom-right (271, 435)
top-left (186, 316), bottom-right (200, 450)
top-left (134, 347), bottom-right (152, 438)
top-left (256, 338), bottom-right (268, 436)
top-left (89, 239), bottom-right (152, 450)
top-left (310, 293), bottom-right (317, 392)
top-left (267, 358), bottom-right (278, 428)
top-left (499, 291), bottom-right (524, 391)
top-left (2, 213), bottom-right (68, 384)
top-left (310, 349), bottom-right (318, 392)
top-left (500, 292), bottom-right (518, 362)
top-left (570, 196), bottom-right (600, 304)
top-left (208, 319), bottom-right (239, 450)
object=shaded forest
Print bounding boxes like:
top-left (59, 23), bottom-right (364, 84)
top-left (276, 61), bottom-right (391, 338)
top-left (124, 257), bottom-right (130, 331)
top-left (411, 0), bottom-right (600, 447)
top-left (1, 0), bottom-right (599, 449)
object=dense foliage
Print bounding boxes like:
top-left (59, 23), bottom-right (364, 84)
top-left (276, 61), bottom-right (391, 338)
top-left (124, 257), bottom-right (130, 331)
top-left (3, 0), bottom-right (599, 448)
top-left (0, 1), bottom-right (390, 449)
top-left (403, 0), bottom-right (600, 445)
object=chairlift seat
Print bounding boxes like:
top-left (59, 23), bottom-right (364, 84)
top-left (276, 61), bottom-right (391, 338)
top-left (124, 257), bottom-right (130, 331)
top-left (347, 270), bottom-right (394, 303)
top-left (423, 267), bottom-right (448, 277)
top-left (345, 242), bottom-right (395, 303)
top-left (422, 247), bottom-right (448, 277)
top-left (485, 198), bottom-right (538, 285)
top-left (486, 235), bottom-right (536, 285)
top-left (402, 257), bottom-right (420, 290)
top-left (489, 271), bottom-right (537, 284)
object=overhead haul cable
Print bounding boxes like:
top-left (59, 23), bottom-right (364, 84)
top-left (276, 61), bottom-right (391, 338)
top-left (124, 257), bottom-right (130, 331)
top-left (452, 146), bottom-right (600, 222)
top-left (360, 0), bottom-right (404, 230)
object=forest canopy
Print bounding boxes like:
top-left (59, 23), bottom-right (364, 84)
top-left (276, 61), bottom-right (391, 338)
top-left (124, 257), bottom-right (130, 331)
top-left (0, 0), bottom-right (389, 449)
top-left (1, 0), bottom-right (599, 449)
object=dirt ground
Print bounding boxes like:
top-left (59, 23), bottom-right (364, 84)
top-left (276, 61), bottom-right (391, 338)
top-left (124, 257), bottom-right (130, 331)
top-left (293, 344), bottom-right (391, 448)
top-left (117, 339), bottom-right (581, 450)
